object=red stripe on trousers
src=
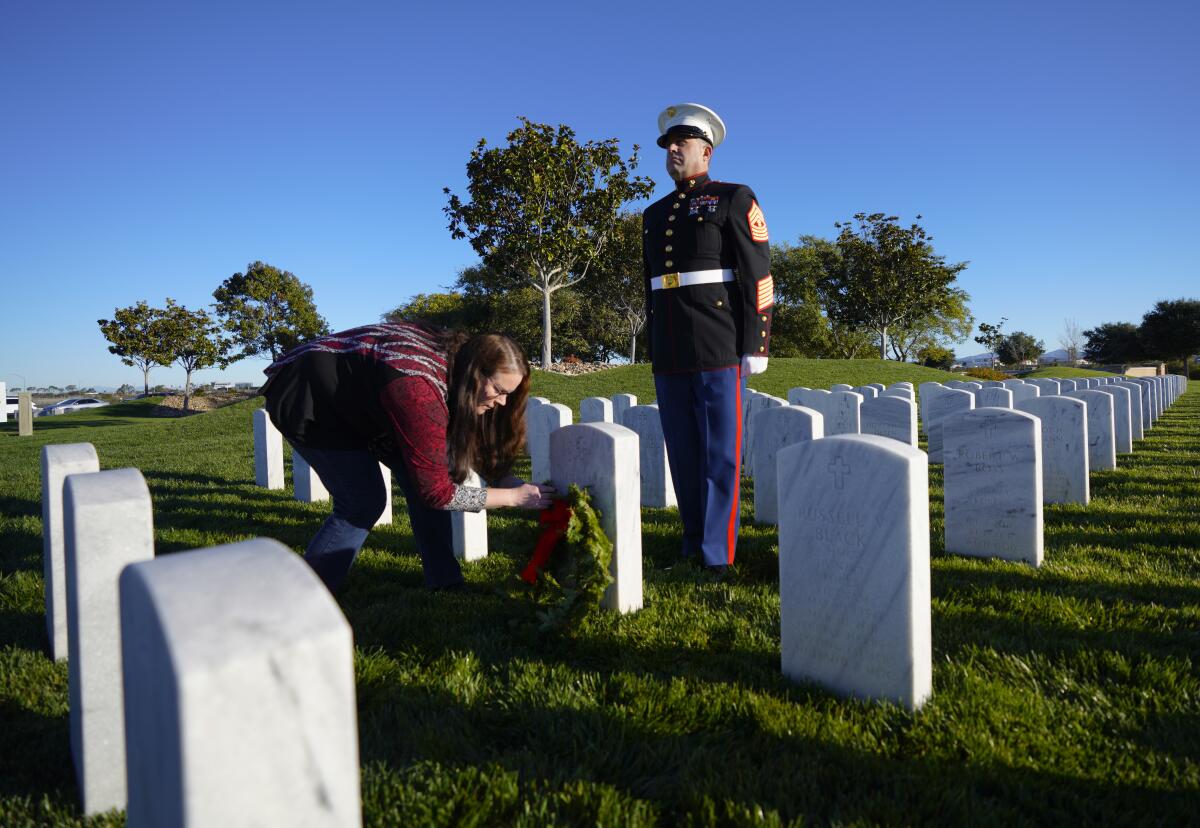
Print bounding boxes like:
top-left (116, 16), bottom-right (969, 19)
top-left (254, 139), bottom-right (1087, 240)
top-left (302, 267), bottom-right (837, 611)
top-left (726, 365), bottom-right (743, 564)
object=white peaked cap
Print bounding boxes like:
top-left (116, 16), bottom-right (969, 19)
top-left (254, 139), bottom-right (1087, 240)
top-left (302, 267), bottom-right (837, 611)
top-left (656, 103), bottom-right (726, 148)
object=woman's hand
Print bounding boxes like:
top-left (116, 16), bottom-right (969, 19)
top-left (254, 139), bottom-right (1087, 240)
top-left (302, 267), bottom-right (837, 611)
top-left (508, 482), bottom-right (556, 510)
top-left (486, 481), bottom-right (555, 510)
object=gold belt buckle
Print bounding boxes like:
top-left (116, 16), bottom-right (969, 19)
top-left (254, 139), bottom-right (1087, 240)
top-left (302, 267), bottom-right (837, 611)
top-left (662, 272), bottom-right (680, 289)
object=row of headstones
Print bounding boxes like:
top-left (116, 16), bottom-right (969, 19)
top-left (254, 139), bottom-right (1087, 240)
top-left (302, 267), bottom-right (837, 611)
top-left (775, 375), bottom-right (1188, 713)
top-left (1, 382), bottom-right (36, 436)
top-left (40, 443), bottom-right (360, 824)
top-left (46, 419), bottom-right (652, 820)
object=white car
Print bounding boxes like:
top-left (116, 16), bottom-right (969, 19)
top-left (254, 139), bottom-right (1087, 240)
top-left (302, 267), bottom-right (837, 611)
top-left (5, 395), bottom-right (42, 418)
top-left (40, 397), bottom-right (108, 415)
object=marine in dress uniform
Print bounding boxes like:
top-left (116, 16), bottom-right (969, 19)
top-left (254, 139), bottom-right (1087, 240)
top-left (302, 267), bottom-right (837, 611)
top-left (643, 103), bottom-right (774, 572)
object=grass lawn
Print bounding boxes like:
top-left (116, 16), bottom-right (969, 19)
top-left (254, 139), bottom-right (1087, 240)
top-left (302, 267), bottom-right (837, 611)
top-left (0, 369), bottom-right (1197, 826)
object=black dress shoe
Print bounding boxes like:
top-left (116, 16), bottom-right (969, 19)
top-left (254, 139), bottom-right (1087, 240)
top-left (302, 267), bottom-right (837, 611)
top-left (431, 582), bottom-right (467, 593)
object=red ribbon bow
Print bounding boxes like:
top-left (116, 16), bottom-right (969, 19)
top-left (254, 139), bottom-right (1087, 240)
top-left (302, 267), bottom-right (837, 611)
top-left (520, 499), bottom-right (573, 584)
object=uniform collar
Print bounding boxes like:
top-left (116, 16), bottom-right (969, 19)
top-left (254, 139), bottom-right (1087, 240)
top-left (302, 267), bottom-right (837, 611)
top-left (675, 172), bottom-right (711, 193)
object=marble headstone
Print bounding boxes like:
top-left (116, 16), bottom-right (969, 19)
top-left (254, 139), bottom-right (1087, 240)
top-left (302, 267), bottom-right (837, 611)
top-left (977, 387), bottom-right (1014, 408)
top-left (860, 395), bottom-right (918, 447)
top-left (1065, 390), bottom-right (1116, 472)
top-left (253, 408), bottom-right (284, 489)
top-left (926, 388), bottom-right (974, 463)
top-left (852, 385), bottom-right (879, 400)
top-left (64, 467), bottom-right (155, 814)
top-left (1015, 396), bottom-right (1089, 505)
top-left (550, 423), bottom-right (642, 613)
top-left (19, 392), bottom-right (33, 436)
top-left (41, 443), bottom-right (101, 661)
top-left (777, 434), bottom-right (932, 711)
top-left (1008, 383), bottom-right (1040, 405)
top-left (742, 393), bottom-right (786, 475)
top-left (580, 396), bottom-right (613, 424)
top-left (452, 469), bottom-right (487, 561)
top-left (943, 408), bottom-right (1043, 566)
top-left (529, 402), bottom-right (572, 484)
top-left (1094, 384), bottom-right (1133, 454)
top-left (752, 405), bottom-right (824, 524)
top-left (624, 404), bottom-right (676, 508)
top-left (611, 393), bottom-right (637, 426)
top-left (120, 538), bottom-right (360, 827)
top-left (292, 448), bottom-right (329, 502)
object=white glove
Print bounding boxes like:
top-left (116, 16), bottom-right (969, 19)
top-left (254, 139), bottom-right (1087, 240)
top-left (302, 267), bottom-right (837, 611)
top-left (741, 355), bottom-right (769, 375)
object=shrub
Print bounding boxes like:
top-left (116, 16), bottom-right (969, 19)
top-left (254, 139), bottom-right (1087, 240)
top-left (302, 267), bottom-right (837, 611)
top-left (964, 366), bottom-right (1009, 381)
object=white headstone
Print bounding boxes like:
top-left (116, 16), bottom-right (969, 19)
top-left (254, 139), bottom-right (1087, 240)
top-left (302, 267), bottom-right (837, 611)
top-left (529, 403), bottom-right (572, 484)
top-left (742, 393), bottom-right (786, 475)
top-left (624, 404), bottom-right (676, 508)
top-left (917, 382), bottom-right (948, 434)
top-left (830, 383), bottom-right (853, 392)
top-left (253, 409), bottom-right (284, 489)
top-left (376, 464), bottom-right (393, 526)
top-left (881, 386), bottom-right (914, 402)
top-left (977, 387), bottom-right (1014, 408)
top-left (1130, 378), bottom-right (1155, 430)
top-left (1008, 383), bottom-right (1040, 405)
top-left (819, 390), bottom-right (863, 436)
top-left (1027, 378), bottom-right (1061, 396)
top-left (1015, 396), bottom-right (1089, 505)
top-left (980, 380), bottom-right (1005, 388)
top-left (852, 385), bottom-right (879, 400)
top-left (777, 434), bottom-right (931, 711)
top-left (18, 392), bottom-right (33, 436)
top-left (293, 448), bottom-right (329, 502)
top-left (550, 423), bottom-right (642, 613)
top-left (926, 388), bottom-right (974, 463)
top-left (452, 469), bottom-right (487, 561)
top-left (580, 396), bottom-right (613, 424)
top-left (1057, 379), bottom-right (1078, 392)
top-left (0, 381), bottom-right (5, 423)
top-left (1065, 390), bottom-right (1117, 471)
top-left (611, 393), bottom-right (637, 426)
top-left (120, 538), bottom-right (360, 828)
top-left (524, 397), bottom-right (548, 451)
top-left (1094, 384), bottom-right (1133, 454)
top-left (866, 383), bottom-right (886, 393)
top-left (943, 408), bottom-right (1043, 566)
top-left (1001, 379), bottom-right (1027, 389)
top-left (1113, 380), bottom-right (1145, 440)
top-left (42, 443), bottom-right (101, 661)
top-left (64, 467), bottom-right (155, 814)
top-left (752, 405), bottom-right (824, 524)
top-left (860, 395), bottom-right (918, 447)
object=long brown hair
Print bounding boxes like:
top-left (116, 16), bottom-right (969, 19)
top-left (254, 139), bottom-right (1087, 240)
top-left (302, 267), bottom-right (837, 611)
top-left (444, 332), bottom-right (530, 484)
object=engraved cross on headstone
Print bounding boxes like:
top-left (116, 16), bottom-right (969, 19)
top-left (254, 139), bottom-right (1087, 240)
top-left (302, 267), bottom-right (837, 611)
top-left (828, 456), bottom-right (851, 490)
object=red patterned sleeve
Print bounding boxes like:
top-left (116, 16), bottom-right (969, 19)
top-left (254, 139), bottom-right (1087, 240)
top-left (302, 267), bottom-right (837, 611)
top-left (377, 376), bottom-right (461, 509)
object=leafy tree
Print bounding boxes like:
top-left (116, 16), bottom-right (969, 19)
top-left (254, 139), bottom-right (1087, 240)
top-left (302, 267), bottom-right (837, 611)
top-left (917, 343), bottom-right (956, 370)
top-left (383, 291), bottom-right (488, 332)
top-left (974, 317), bottom-right (1008, 368)
top-left (97, 300), bottom-right (171, 394)
top-left (577, 212), bottom-right (648, 362)
top-left (158, 299), bottom-right (228, 412)
top-left (769, 239), bottom-right (835, 357)
top-left (115, 383), bottom-right (136, 397)
top-left (1059, 318), bottom-right (1083, 366)
top-left (1139, 298), bottom-right (1200, 364)
top-left (997, 331), bottom-right (1045, 365)
top-left (212, 261), bottom-right (329, 363)
top-left (887, 287), bottom-right (974, 362)
top-left (443, 118), bottom-right (654, 366)
top-left (1082, 322), bottom-right (1143, 364)
top-left (829, 213), bottom-right (969, 359)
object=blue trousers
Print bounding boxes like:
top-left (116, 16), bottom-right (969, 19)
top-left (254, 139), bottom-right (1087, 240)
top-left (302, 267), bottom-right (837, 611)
top-left (290, 444), bottom-right (464, 592)
top-left (654, 365), bottom-right (746, 567)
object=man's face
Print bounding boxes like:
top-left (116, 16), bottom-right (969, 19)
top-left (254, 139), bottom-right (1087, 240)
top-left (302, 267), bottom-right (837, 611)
top-left (664, 135), bottom-right (710, 181)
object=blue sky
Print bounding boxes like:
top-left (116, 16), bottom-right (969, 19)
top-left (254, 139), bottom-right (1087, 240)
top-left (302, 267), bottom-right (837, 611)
top-left (2, 0), bottom-right (1197, 390)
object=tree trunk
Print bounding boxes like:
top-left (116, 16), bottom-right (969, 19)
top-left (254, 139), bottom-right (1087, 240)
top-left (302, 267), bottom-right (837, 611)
top-left (541, 289), bottom-right (553, 368)
top-left (142, 366), bottom-right (150, 395)
top-left (878, 327), bottom-right (888, 359)
top-left (629, 332), bottom-right (637, 364)
top-left (183, 371), bottom-right (192, 413)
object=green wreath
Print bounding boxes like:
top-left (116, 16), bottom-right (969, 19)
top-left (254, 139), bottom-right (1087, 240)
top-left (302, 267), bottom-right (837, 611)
top-left (523, 484), bottom-right (614, 631)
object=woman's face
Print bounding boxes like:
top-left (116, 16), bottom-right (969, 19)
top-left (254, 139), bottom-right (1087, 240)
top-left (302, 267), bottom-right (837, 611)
top-left (476, 369), bottom-right (523, 415)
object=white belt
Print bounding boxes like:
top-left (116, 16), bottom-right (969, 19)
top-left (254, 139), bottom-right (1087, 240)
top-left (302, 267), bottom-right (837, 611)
top-left (651, 268), bottom-right (734, 290)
